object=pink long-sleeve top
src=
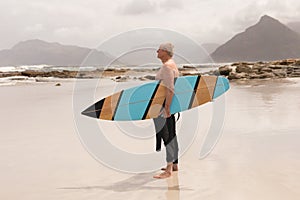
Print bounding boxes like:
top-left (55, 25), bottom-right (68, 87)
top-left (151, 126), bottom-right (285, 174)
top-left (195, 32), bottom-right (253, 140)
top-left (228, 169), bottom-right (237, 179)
top-left (155, 61), bottom-right (179, 91)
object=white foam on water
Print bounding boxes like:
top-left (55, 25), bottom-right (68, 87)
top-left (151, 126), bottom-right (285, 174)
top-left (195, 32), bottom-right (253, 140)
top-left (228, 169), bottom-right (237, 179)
top-left (0, 82), bottom-right (17, 86)
top-left (20, 65), bottom-right (51, 71)
top-left (0, 76), bottom-right (37, 86)
top-left (0, 65), bottom-right (53, 72)
top-left (0, 66), bottom-right (22, 72)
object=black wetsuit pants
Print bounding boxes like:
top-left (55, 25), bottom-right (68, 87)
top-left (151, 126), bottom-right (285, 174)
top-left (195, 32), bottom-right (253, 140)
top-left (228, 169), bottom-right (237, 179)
top-left (153, 114), bottom-right (179, 164)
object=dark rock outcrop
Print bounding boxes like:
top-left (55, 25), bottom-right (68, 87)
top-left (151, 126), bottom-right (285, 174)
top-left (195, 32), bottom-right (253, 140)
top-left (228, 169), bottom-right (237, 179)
top-left (219, 59), bottom-right (300, 80)
top-left (218, 66), bottom-right (232, 76)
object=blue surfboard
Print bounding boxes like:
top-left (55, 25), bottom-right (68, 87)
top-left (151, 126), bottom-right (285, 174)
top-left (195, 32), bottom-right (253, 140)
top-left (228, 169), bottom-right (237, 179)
top-left (82, 75), bottom-right (230, 121)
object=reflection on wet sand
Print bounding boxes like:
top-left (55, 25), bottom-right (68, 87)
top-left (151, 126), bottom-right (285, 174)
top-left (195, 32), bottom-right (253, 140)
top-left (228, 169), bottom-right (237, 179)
top-left (59, 172), bottom-right (190, 200)
top-left (59, 173), bottom-right (156, 192)
top-left (165, 172), bottom-right (180, 200)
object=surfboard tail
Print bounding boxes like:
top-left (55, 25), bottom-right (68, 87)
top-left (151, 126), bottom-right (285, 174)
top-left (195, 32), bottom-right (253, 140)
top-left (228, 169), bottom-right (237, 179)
top-left (212, 76), bottom-right (230, 99)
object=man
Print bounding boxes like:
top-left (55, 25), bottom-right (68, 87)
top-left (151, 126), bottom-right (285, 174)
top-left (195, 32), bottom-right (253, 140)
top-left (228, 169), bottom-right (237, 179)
top-left (153, 43), bottom-right (179, 179)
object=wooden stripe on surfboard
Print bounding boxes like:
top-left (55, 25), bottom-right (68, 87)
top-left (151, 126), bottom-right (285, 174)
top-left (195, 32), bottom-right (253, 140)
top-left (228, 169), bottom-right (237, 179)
top-left (144, 82), bottom-right (166, 119)
top-left (191, 76), bottom-right (217, 108)
top-left (111, 90), bottom-right (124, 120)
top-left (202, 76), bottom-right (218, 99)
top-left (99, 91), bottom-right (123, 120)
top-left (144, 77), bottom-right (178, 119)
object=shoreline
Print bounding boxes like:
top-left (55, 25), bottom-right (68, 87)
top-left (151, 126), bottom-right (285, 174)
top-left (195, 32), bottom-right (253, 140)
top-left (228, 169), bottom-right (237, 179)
top-left (1, 59), bottom-right (300, 86)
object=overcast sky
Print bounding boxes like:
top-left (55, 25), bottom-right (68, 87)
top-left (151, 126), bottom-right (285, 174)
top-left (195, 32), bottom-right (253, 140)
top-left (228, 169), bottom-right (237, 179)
top-left (1, 0), bottom-right (300, 50)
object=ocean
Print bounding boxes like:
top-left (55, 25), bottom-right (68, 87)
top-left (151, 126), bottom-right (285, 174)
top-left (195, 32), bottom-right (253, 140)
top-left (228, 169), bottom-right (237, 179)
top-left (0, 63), bottom-right (225, 86)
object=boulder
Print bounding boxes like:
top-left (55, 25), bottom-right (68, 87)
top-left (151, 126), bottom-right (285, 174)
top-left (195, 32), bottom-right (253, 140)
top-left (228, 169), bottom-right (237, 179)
top-left (286, 67), bottom-right (294, 74)
top-left (273, 70), bottom-right (287, 78)
top-left (271, 59), bottom-right (296, 65)
top-left (49, 70), bottom-right (77, 78)
top-left (294, 60), bottom-right (300, 66)
top-left (293, 66), bottom-right (300, 70)
top-left (21, 70), bottom-right (43, 77)
top-left (236, 64), bottom-right (252, 73)
top-left (138, 77), bottom-right (147, 81)
top-left (143, 75), bottom-right (156, 80)
top-left (249, 73), bottom-right (261, 79)
top-left (256, 61), bottom-right (267, 64)
top-left (182, 65), bottom-right (197, 69)
top-left (228, 72), bottom-right (248, 80)
top-left (259, 72), bottom-right (275, 79)
top-left (181, 71), bottom-right (202, 76)
top-left (252, 64), bottom-right (265, 71)
top-left (21, 70), bottom-right (78, 78)
top-left (218, 65), bottom-right (232, 76)
top-left (0, 72), bottom-right (22, 78)
top-left (268, 65), bottom-right (287, 70)
top-left (252, 64), bottom-right (265, 74)
top-left (289, 72), bottom-right (300, 77)
top-left (113, 75), bottom-right (130, 82)
top-left (260, 67), bottom-right (273, 73)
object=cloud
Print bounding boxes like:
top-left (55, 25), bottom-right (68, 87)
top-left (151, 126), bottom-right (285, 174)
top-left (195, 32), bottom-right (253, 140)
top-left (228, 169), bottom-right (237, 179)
top-left (117, 0), bottom-right (184, 16)
top-left (159, 0), bottom-right (183, 11)
top-left (25, 24), bottom-right (45, 33)
top-left (118, 0), bottom-right (158, 15)
top-left (1, 0), bottom-right (300, 51)
top-left (53, 27), bottom-right (81, 37)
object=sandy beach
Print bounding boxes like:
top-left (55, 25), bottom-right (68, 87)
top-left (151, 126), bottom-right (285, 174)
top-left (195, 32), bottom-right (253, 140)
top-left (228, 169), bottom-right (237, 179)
top-left (1, 77), bottom-right (300, 200)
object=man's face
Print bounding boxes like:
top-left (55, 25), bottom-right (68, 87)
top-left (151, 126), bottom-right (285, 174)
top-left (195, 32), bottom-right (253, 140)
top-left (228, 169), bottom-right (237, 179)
top-left (157, 48), bottom-right (167, 59)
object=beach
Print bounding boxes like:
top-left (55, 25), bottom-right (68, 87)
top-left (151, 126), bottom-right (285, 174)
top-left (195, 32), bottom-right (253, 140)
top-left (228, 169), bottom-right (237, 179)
top-left (1, 77), bottom-right (300, 200)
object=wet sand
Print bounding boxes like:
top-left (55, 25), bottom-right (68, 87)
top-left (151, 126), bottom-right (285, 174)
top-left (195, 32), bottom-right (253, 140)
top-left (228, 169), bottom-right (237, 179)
top-left (0, 78), bottom-right (300, 200)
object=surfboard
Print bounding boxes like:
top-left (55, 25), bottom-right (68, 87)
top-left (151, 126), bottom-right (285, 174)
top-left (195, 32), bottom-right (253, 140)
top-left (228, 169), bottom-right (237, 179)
top-left (81, 75), bottom-right (230, 121)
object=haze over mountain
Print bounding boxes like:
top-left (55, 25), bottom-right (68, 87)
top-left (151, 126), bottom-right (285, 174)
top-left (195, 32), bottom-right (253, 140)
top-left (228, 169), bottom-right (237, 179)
top-left (0, 39), bottom-right (115, 66)
top-left (211, 15), bottom-right (300, 62)
top-left (0, 39), bottom-right (218, 67)
top-left (287, 21), bottom-right (300, 35)
top-left (201, 43), bottom-right (219, 54)
top-left (115, 42), bottom-right (214, 66)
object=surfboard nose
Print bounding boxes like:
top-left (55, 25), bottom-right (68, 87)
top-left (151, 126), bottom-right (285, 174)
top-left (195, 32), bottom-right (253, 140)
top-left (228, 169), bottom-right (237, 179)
top-left (81, 105), bottom-right (98, 118)
top-left (81, 99), bottom-right (105, 119)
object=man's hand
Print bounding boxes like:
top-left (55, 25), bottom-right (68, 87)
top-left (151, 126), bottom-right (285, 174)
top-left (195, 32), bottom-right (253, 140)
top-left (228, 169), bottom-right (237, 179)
top-left (159, 107), bottom-right (171, 118)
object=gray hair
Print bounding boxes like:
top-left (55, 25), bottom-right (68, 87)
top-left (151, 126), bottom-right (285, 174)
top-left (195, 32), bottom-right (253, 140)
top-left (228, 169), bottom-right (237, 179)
top-left (159, 43), bottom-right (174, 57)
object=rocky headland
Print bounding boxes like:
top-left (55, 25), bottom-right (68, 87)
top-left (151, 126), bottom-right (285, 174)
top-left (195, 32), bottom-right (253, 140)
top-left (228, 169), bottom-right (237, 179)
top-left (218, 59), bottom-right (300, 80)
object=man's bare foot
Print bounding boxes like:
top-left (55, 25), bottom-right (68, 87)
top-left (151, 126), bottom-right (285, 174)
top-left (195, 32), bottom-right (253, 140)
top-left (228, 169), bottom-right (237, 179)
top-left (161, 164), bottom-right (178, 171)
top-left (173, 164), bottom-right (178, 171)
top-left (153, 171), bottom-right (171, 179)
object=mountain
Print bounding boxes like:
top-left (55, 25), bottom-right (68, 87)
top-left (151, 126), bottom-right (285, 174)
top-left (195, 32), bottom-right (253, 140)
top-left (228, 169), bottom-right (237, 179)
top-left (211, 15), bottom-right (300, 62)
top-left (0, 39), bottom-right (115, 66)
top-left (287, 21), bottom-right (300, 34)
